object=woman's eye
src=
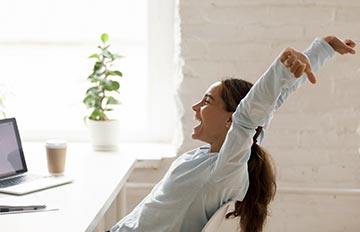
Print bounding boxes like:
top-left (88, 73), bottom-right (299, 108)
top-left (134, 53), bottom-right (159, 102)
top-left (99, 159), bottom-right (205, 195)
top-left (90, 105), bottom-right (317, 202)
top-left (204, 99), bottom-right (210, 104)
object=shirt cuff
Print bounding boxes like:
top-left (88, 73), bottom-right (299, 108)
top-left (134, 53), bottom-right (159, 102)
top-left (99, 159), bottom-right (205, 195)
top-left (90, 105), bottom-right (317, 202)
top-left (316, 37), bottom-right (336, 57)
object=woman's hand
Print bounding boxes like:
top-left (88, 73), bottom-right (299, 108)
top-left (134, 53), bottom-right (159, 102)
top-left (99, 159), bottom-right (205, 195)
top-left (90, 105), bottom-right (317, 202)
top-left (324, 36), bottom-right (356, 55)
top-left (280, 48), bottom-right (317, 84)
top-left (280, 36), bottom-right (357, 84)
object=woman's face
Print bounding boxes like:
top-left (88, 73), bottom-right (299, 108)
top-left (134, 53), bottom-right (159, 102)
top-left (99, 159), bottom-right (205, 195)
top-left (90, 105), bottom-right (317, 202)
top-left (192, 81), bottom-right (232, 151)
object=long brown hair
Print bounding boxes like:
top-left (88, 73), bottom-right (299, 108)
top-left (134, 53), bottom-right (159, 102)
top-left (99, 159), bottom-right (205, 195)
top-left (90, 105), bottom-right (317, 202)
top-left (220, 78), bottom-right (277, 232)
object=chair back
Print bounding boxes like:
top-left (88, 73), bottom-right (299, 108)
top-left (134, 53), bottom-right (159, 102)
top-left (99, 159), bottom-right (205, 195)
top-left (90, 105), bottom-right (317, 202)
top-left (201, 201), bottom-right (240, 232)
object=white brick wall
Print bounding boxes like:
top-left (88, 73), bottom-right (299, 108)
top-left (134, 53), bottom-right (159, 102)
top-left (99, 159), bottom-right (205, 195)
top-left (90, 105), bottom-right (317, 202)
top-left (178, 0), bottom-right (360, 185)
top-left (177, 0), bottom-right (360, 230)
top-left (268, 192), bottom-right (360, 231)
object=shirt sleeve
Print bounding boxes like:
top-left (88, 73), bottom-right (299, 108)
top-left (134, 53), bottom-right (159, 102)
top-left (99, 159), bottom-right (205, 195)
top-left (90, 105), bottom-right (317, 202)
top-left (210, 39), bottom-right (334, 200)
top-left (257, 37), bottom-right (335, 144)
top-left (210, 55), bottom-right (297, 186)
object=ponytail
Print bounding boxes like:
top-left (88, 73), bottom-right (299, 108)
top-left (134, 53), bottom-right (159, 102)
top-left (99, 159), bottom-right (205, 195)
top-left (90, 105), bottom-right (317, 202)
top-left (221, 78), bottom-right (277, 232)
top-left (226, 127), bottom-right (277, 232)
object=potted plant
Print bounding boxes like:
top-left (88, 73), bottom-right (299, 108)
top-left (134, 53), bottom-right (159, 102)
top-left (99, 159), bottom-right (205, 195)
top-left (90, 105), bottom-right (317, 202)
top-left (83, 33), bottom-right (123, 151)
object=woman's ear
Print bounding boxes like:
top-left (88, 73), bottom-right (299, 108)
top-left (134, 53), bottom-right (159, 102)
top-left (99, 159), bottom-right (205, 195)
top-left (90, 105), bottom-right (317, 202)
top-left (225, 115), bottom-right (232, 128)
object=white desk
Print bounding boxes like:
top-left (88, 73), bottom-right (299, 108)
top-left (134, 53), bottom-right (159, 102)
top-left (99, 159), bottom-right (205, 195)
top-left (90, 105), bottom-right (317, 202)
top-left (0, 143), bottom-right (136, 232)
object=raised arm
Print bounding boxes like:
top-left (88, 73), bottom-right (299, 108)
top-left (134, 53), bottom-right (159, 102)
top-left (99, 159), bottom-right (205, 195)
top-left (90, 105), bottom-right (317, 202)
top-left (211, 51), bottom-right (304, 191)
top-left (210, 37), bottom-right (356, 199)
top-left (278, 36), bottom-right (355, 98)
top-left (257, 36), bottom-right (356, 144)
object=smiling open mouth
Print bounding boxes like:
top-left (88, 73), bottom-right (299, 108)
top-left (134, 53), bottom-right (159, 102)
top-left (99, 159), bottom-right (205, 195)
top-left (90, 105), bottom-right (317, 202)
top-left (193, 115), bottom-right (202, 130)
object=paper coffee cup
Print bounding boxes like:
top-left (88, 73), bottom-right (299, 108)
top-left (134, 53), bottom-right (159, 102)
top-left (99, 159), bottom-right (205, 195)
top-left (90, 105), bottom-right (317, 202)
top-left (46, 139), bottom-right (67, 176)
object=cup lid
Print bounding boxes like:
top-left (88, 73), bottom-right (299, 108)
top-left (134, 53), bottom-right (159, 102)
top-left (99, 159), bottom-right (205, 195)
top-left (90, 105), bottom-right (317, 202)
top-left (46, 139), bottom-right (67, 149)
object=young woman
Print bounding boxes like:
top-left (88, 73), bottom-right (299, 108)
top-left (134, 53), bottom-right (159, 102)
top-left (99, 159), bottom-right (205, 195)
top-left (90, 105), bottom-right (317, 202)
top-left (110, 36), bottom-right (356, 232)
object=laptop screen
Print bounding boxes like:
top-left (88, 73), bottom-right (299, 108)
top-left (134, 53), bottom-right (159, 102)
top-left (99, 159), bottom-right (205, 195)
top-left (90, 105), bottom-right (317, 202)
top-left (0, 118), bottom-right (27, 179)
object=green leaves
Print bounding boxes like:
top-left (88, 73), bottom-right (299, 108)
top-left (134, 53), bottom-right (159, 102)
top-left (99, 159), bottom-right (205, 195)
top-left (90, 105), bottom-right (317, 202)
top-left (101, 80), bottom-right (120, 91)
top-left (83, 87), bottom-right (101, 108)
top-left (101, 33), bottom-right (109, 43)
top-left (89, 108), bottom-right (107, 121)
top-left (102, 49), bottom-right (113, 59)
top-left (106, 96), bottom-right (119, 105)
top-left (86, 86), bottom-right (99, 95)
top-left (93, 61), bottom-right (103, 73)
top-left (84, 33), bottom-right (123, 121)
top-left (107, 70), bottom-right (123, 77)
top-left (88, 74), bottom-right (102, 83)
top-left (112, 53), bottom-right (123, 59)
top-left (101, 49), bottom-right (121, 61)
top-left (83, 93), bottom-right (96, 108)
top-left (89, 53), bottom-right (100, 60)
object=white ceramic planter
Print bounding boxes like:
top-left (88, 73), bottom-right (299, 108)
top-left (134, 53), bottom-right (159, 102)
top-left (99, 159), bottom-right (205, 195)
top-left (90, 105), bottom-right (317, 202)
top-left (87, 119), bottom-right (120, 151)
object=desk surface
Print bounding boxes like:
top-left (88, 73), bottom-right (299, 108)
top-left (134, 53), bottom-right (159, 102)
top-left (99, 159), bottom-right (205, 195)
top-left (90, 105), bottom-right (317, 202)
top-left (0, 142), bottom-right (136, 232)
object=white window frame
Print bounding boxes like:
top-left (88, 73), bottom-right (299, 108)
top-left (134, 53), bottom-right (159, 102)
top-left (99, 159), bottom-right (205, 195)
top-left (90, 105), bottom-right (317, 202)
top-left (0, 0), bottom-right (176, 144)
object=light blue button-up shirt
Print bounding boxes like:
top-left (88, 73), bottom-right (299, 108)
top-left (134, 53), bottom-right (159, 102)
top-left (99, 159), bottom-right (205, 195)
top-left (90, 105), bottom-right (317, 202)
top-left (111, 38), bottom-right (334, 232)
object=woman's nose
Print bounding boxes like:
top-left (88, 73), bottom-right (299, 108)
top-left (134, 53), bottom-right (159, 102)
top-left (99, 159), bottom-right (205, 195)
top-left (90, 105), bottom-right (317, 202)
top-left (192, 102), bottom-right (201, 111)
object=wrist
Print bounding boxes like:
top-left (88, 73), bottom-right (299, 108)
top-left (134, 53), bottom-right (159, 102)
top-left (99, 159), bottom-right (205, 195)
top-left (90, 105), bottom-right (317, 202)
top-left (323, 36), bottom-right (334, 47)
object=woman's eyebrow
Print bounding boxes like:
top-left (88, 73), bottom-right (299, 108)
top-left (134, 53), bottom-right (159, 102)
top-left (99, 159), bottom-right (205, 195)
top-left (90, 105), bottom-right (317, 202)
top-left (204, 93), bottom-right (215, 100)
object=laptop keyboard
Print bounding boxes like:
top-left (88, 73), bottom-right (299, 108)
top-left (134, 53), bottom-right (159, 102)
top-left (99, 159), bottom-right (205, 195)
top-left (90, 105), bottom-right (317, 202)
top-left (0, 175), bottom-right (42, 189)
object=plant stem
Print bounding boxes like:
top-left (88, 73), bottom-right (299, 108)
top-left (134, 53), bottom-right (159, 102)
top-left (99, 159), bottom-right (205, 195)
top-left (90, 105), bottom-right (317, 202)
top-left (98, 45), bottom-right (111, 120)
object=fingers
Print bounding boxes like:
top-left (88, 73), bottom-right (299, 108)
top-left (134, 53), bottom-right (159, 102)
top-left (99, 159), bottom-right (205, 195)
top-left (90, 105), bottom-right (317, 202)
top-left (280, 48), bottom-right (317, 83)
top-left (330, 37), bottom-right (356, 54)
top-left (345, 46), bottom-right (356, 54)
top-left (293, 61), bottom-right (306, 78)
top-left (345, 39), bottom-right (356, 48)
top-left (344, 39), bottom-right (356, 54)
top-left (280, 50), bottom-right (292, 63)
top-left (290, 60), bottom-right (303, 74)
top-left (304, 66), bottom-right (317, 84)
top-left (285, 54), bottom-right (297, 67)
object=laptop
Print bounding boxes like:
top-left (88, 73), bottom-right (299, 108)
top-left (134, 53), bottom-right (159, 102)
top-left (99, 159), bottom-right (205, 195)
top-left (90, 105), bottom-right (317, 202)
top-left (0, 118), bottom-right (72, 195)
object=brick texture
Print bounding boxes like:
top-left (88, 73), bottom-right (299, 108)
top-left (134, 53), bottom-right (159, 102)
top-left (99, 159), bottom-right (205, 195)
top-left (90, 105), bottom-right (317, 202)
top-left (177, 0), bottom-right (360, 229)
